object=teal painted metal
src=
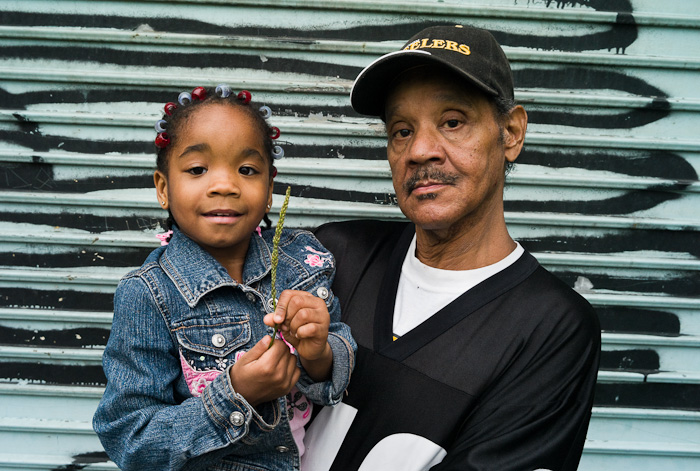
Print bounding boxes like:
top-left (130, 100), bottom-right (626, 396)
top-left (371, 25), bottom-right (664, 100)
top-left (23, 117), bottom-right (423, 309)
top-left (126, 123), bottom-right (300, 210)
top-left (0, 0), bottom-right (699, 469)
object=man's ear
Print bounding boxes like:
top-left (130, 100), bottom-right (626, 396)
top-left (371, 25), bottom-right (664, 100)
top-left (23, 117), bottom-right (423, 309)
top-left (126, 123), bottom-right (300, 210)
top-left (154, 170), bottom-right (169, 210)
top-left (503, 105), bottom-right (528, 163)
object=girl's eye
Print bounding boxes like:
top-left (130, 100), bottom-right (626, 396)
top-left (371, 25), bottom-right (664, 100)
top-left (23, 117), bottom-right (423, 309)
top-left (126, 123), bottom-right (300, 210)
top-left (239, 166), bottom-right (258, 176)
top-left (187, 166), bottom-right (207, 175)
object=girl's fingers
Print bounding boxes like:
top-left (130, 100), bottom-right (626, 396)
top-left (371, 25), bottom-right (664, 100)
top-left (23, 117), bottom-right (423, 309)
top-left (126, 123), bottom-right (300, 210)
top-left (274, 290), bottom-right (318, 324)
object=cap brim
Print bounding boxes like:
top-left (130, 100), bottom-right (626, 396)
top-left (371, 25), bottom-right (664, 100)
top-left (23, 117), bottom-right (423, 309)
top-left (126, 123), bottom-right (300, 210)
top-left (350, 49), bottom-right (498, 117)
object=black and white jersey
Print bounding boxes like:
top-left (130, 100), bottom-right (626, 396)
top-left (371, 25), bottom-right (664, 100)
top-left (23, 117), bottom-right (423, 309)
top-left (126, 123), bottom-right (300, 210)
top-left (307, 220), bottom-right (600, 471)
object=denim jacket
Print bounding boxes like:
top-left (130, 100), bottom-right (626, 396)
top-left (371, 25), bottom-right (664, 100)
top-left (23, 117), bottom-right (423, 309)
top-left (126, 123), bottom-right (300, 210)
top-left (93, 226), bottom-right (356, 471)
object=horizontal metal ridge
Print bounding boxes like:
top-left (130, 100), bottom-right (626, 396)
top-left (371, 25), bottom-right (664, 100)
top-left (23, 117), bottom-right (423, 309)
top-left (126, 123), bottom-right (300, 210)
top-left (585, 293), bottom-right (700, 310)
top-left (3, 339), bottom-right (697, 367)
top-left (592, 407), bottom-right (700, 420)
top-left (1, 25), bottom-right (700, 68)
top-left (517, 91), bottom-right (700, 112)
top-left (0, 66), bottom-right (351, 92)
top-left (0, 345), bottom-right (104, 362)
top-left (0, 228), bottom-right (162, 249)
top-left (583, 440), bottom-right (700, 456)
top-left (0, 266), bottom-right (124, 287)
top-left (7, 0), bottom-right (699, 27)
top-left (0, 192), bottom-right (698, 231)
top-left (0, 307), bottom-right (113, 325)
top-left (0, 416), bottom-right (96, 433)
top-left (534, 253), bottom-right (700, 271)
top-left (3, 109), bottom-right (700, 152)
top-left (0, 382), bottom-right (104, 398)
top-left (3, 228), bottom-right (698, 270)
top-left (2, 151), bottom-right (698, 193)
top-left (602, 333), bottom-right (700, 348)
top-left (596, 370), bottom-right (700, 384)
top-left (0, 453), bottom-right (118, 471)
top-left (3, 382), bottom-right (699, 423)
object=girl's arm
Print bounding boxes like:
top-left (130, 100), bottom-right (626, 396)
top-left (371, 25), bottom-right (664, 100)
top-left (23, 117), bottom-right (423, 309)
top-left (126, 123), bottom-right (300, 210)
top-left (286, 266), bottom-right (357, 407)
top-left (93, 276), bottom-right (281, 471)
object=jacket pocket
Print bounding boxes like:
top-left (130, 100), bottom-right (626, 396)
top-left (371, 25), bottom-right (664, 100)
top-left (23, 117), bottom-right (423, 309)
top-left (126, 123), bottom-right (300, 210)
top-left (174, 318), bottom-right (252, 397)
top-left (174, 317), bottom-right (251, 358)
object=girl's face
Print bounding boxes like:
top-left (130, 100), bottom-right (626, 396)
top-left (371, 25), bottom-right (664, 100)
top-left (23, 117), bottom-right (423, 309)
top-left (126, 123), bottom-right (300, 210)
top-left (154, 103), bottom-right (273, 262)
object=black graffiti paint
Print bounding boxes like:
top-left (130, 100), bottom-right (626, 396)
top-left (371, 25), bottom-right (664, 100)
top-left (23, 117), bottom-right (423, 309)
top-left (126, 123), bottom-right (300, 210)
top-left (550, 270), bottom-right (700, 298)
top-left (0, 247), bottom-right (151, 268)
top-left (0, 161), bottom-right (153, 192)
top-left (0, 1), bottom-right (636, 53)
top-left (519, 231), bottom-right (700, 259)
top-left (599, 349), bottom-right (660, 372)
top-left (0, 288), bottom-right (114, 311)
top-left (50, 452), bottom-right (110, 471)
top-left (521, 148), bottom-right (697, 181)
top-left (0, 361), bottom-right (106, 386)
top-left (596, 306), bottom-right (681, 336)
top-left (0, 325), bottom-right (110, 348)
top-left (594, 382), bottom-right (700, 410)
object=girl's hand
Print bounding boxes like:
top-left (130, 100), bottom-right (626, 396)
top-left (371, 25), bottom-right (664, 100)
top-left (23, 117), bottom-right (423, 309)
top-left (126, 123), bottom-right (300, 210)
top-left (229, 336), bottom-right (300, 407)
top-left (264, 289), bottom-right (333, 381)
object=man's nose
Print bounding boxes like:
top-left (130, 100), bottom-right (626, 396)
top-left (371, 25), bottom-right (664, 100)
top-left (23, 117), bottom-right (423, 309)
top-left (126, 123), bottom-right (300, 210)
top-left (408, 127), bottom-right (446, 165)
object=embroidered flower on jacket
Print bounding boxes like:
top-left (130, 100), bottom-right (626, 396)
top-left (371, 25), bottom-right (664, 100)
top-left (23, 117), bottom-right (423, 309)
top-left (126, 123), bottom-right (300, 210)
top-left (304, 254), bottom-right (324, 267)
top-left (179, 351), bottom-right (222, 397)
top-left (302, 246), bottom-right (334, 268)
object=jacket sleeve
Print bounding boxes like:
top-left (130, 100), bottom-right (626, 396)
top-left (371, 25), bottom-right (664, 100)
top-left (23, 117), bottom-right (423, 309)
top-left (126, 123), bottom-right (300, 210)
top-left (294, 237), bottom-right (357, 407)
top-left (93, 275), bottom-right (280, 471)
top-left (429, 302), bottom-right (601, 471)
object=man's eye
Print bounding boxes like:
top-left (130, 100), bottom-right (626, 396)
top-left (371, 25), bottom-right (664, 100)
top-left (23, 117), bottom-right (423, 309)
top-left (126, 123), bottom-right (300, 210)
top-left (187, 167), bottom-right (206, 175)
top-left (394, 129), bottom-right (411, 138)
top-left (445, 119), bottom-right (460, 128)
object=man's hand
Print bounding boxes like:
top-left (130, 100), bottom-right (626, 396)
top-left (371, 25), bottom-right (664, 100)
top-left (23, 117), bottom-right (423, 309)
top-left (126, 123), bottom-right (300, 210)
top-left (229, 336), bottom-right (300, 407)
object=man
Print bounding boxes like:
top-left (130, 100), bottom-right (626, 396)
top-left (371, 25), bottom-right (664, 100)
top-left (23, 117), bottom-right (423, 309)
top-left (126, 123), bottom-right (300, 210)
top-left (304, 25), bottom-right (600, 471)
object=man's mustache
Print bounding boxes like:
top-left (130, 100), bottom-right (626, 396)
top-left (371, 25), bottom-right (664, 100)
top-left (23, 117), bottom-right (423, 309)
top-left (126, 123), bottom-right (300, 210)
top-left (403, 167), bottom-right (459, 194)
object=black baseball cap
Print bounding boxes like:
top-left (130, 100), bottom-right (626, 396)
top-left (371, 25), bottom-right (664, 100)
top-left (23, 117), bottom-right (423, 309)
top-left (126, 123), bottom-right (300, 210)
top-left (351, 25), bottom-right (514, 117)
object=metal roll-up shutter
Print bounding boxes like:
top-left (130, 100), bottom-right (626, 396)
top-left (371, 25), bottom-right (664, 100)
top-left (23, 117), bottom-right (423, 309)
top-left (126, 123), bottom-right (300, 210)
top-left (0, 1), bottom-right (698, 469)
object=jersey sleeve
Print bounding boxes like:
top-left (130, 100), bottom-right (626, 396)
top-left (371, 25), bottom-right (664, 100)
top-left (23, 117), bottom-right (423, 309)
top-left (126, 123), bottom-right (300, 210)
top-left (430, 301), bottom-right (600, 471)
top-left (293, 232), bottom-right (357, 406)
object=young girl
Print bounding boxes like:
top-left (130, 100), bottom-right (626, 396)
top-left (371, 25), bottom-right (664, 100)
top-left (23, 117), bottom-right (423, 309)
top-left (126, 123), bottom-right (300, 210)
top-left (93, 86), bottom-right (356, 471)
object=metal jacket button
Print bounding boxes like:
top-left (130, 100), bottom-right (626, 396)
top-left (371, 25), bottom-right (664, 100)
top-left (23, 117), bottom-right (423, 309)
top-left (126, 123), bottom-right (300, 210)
top-left (212, 333), bottom-right (226, 348)
top-left (267, 298), bottom-right (275, 311)
top-left (276, 445), bottom-right (289, 453)
top-left (316, 287), bottom-right (329, 300)
top-left (230, 411), bottom-right (245, 426)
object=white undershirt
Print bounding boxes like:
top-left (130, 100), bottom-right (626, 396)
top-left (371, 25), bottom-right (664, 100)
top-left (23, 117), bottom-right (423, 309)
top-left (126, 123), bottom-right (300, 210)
top-left (393, 236), bottom-right (524, 338)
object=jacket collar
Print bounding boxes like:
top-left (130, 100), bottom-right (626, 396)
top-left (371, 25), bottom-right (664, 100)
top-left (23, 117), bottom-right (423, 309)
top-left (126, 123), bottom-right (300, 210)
top-left (160, 226), bottom-right (272, 308)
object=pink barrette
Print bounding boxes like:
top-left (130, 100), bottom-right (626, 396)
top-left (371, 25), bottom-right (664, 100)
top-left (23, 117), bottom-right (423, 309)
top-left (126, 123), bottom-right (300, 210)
top-left (156, 230), bottom-right (173, 246)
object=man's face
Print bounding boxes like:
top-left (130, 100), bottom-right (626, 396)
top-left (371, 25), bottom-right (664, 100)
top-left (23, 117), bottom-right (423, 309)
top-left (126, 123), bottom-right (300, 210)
top-left (384, 71), bottom-right (519, 235)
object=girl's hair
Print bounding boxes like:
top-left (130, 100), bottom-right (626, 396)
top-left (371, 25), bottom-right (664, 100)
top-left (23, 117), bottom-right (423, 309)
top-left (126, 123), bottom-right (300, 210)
top-left (155, 87), bottom-right (280, 231)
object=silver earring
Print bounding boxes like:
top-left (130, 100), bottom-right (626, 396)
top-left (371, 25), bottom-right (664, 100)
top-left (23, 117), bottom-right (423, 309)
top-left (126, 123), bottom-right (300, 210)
top-left (161, 201), bottom-right (165, 205)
